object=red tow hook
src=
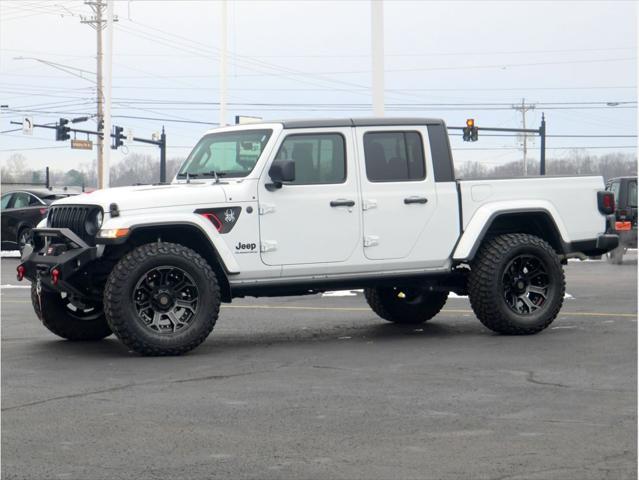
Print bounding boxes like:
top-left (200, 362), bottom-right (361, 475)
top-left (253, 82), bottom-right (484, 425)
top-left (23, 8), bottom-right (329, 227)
top-left (51, 268), bottom-right (60, 286)
top-left (16, 264), bottom-right (25, 282)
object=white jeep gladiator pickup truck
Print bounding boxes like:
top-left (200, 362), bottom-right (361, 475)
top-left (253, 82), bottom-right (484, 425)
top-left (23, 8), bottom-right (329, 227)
top-left (18, 118), bottom-right (618, 356)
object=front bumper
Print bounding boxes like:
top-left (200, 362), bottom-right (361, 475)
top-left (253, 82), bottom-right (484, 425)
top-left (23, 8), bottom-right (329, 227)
top-left (19, 227), bottom-right (98, 297)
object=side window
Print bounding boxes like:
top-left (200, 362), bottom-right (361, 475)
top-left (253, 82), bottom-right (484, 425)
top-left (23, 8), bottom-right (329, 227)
top-left (608, 181), bottom-right (621, 204)
top-left (29, 194), bottom-right (43, 206)
top-left (1, 194), bottom-right (13, 210)
top-left (628, 181), bottom-right (637, 207)
top-left (364, 131), bottom-right (426, 182)
top-left (11, 192), bottom-right (30, 209)
top-left (273, 133), bottom-right (346, 185)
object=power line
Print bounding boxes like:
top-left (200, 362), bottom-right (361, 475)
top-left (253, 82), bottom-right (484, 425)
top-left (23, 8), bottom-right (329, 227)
top-left (453, 146), bottom-right (636, 151)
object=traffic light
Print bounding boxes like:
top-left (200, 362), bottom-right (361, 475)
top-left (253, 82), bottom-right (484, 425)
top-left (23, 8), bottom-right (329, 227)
top-left (112, 125), bottom-right (124, 149)
top-left (55, 118), bottom-right (70, 141)
top-left (463, 118), bottom-right (478, 142)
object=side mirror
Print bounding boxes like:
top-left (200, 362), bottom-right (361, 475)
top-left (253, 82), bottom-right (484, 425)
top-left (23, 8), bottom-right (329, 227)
top-left (266, 160), bottom-right (295, 190)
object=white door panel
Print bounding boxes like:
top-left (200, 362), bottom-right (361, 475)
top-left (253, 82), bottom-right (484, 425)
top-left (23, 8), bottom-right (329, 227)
top-left (356, 126), bottom-right (438, 261)
top-left (258, 128), bottom-right (360, 266)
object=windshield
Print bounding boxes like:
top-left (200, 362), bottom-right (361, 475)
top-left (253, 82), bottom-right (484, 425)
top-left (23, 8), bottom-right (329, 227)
top-left (177, 129), bottom-right (272, 178)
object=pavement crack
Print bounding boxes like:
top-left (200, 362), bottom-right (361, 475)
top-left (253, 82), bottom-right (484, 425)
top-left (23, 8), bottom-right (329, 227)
top-left (2, 369), bottom-right (275, 412)
top-left (170, 369), bottom-right (269, 384)
top-left (526, 370), bottom-right (570, 388)
top-left (1, 383), bottom-right (140, 412)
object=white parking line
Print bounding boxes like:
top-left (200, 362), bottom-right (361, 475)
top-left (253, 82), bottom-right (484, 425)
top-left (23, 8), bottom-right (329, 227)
top-left (0, 284), bottom-right (30, 289)
top-left (322, 290), bottom-right (574, 299)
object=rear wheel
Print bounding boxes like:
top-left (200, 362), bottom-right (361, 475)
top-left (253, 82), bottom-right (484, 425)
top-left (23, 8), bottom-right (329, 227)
top-left (104, 242), bottom-right (220, 356)
top-left (606, 246), bottom-right (624, 265)
top-left (364, 286), bottom-right (448, 324)
top-left (31, 284), bottom-right (112, 341)
top-left (468, 233), bottom-right (565, 335)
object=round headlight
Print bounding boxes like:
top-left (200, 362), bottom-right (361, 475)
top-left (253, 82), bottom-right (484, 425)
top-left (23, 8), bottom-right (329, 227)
top-left (85, 209), bottom-right (103, 236)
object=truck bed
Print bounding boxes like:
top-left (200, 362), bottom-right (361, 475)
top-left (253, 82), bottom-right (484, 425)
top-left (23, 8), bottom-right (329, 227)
top-left (455, 175), bottom-right (607, 256)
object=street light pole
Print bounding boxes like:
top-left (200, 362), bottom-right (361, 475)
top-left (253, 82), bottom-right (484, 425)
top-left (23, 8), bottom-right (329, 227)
top-left (219, 0), bottom-right (228, 126)
top-left (371, 0), bottom-right (384, 117)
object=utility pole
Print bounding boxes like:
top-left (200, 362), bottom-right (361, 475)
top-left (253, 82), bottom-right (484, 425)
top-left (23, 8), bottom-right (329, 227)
top-left (103, 0), bottom-right (114, 188)
top-left (219, 0), bottom-right (228, 126)
top-left (371, 0), bottom-right (384, 116)
top-left (81, 1), bottom-right (117, 189)
top-left (512, 98), bottom-right (536, 176)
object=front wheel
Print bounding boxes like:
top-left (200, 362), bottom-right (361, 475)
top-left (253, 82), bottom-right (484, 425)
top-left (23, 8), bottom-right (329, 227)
top-left (104, 242), bottom-right (220, 356)
top-left (31, 284), bottom-right (112, 340)
top-left (364, 287), bottom-right (448, 324)
top-left (468, 233), bottom-right (565, 335)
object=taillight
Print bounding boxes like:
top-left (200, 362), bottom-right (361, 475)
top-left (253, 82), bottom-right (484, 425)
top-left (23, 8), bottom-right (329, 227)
top-left (51, 268), bottom-right (60, 286)
top-left (39, 208), bottom-right (47, 215)
top-left (597, 191), bottom-right (615, 215)
top-left (16, 265), bottom-right (25, 281)
top-left (615, 221), bottom-right (632, 231)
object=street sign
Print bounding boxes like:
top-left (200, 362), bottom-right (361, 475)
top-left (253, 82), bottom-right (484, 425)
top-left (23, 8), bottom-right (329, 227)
top-left (22, 117), bottom-right (33, 135)
top-left (71, 139), bottom-right (93, 150)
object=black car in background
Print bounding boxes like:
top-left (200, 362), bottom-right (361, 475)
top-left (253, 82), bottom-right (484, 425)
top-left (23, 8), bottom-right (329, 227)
top-left (1, 189), bottom-right (77, 253)
top-left (605, 176), bottom-right (638, 264)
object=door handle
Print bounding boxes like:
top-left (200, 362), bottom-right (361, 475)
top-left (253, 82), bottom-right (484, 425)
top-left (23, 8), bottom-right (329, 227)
top-left (404, 196), bottom-right (428, 205)
top-left (330, 199), bottom-right (355, 207)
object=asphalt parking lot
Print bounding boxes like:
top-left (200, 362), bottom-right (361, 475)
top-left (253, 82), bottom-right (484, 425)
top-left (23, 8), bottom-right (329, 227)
top-left (1, 254), bottom-right (637, 480)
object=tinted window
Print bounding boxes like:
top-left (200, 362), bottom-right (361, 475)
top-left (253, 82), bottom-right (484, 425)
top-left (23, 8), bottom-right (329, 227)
top-left (12, 192), bottom-right (30, 209)
top-left (608, 181), bottom-right (621, 204)
top-left (364, 131), bottom-right (426, 182)
top-left (628, 181), bottom-right (637, 207)
top-left (273, 133), bottom-right (346, 185)
top-left (29, 194), bottom-right (43, 206)
top-left (1, 194), bottom-right (12, 210)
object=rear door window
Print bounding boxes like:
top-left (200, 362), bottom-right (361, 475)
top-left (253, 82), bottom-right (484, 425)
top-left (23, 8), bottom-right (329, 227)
top-left (628, 181), bottom-right (637, 207)
top-left (11, 192), bottom-right (30, 209)
top-left (363, 131), bottom-right (426, 182)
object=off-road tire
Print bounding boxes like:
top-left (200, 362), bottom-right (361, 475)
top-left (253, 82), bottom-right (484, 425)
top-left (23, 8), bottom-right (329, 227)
top-left (31, 284), bottom-right (112, 340)
top-left (606, 246), bottom-right (624, 265)
top-left (104, 242), bottom-right (220, 356)
top-left (468, 233), bottom-right (565, 335)
top-left (364, 287), bottom-right (448, 324)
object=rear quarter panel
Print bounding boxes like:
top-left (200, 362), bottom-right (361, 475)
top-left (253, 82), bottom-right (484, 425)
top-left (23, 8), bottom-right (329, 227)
top-left (453, 176), bottom-right (606, 260)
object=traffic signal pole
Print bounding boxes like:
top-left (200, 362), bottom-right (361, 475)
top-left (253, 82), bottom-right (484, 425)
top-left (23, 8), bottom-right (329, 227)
top-left (450, 115), bottom-right (547, 176)
top-left (11, 120), bottom-right (168, 183)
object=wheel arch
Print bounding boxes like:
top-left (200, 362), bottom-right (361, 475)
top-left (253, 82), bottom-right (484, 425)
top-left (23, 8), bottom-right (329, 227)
top-left (453, 209), bottom-right (566, 262)
top-left (120, 224), bottom-right (233, 302)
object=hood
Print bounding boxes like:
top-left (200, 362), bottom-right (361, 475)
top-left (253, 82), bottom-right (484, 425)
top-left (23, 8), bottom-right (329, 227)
top-left (52, 183), bottom-right (227, 213)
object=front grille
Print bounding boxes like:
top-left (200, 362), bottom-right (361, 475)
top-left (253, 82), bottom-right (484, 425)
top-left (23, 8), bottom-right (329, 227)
top-left (48, 205), bottom-right (97, 244)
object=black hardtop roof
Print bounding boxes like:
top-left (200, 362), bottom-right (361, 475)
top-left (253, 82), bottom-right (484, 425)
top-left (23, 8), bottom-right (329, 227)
top-left (278, 117), bottom-right (446, 129)
top-left (608, 176), bottom-right (637, 182)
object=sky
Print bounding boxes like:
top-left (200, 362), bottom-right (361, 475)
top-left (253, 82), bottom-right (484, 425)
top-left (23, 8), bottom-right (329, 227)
top-left (0, 0), bottom-right (637, 175)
